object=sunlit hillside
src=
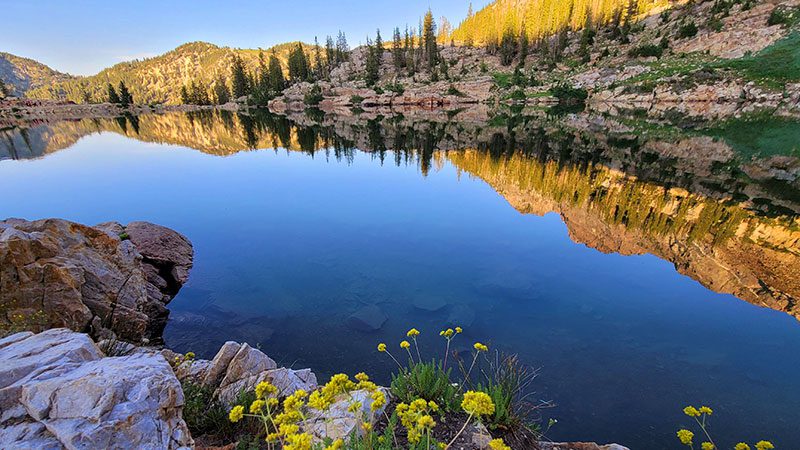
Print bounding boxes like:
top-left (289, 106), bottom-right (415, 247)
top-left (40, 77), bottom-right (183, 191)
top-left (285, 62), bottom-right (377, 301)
top-left (451, 0), bottom-right (672, 43)
top-left (0, 52), bottom-right (75, 96)
top-left (25, 41), bottom-right (316, 105)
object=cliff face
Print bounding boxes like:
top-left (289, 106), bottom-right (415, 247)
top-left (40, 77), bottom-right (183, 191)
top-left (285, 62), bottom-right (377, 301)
top-left (448, 150), bottom-right (800, 319)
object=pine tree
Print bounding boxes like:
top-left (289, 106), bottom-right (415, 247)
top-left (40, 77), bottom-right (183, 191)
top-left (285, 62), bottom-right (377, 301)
top-left (405, 27), bottom-right (415, 74)
top-left (213, 74), bottom-right (230, 104)
top-left (288, 43), bottom-right (310, 82)
top-left (499, 25), bottom-right (517, 66)
top-left (392, 27), bottom-right (405, 70)
top-left (180, 85), bottom-right (190, 104)
top-left (118, 81), bottom-right (133, 107)
top-left (313, 37), bottom-right (325, 80)
top-left (422, 10), bottom-right (438, 71)
top-left (364, 37), bottom-right (380, 87)
top-left (336, 31), bottom-right (350, 63)
top-left (268, 52), bottom-right (286, 93)
top-left (0, 79), bottom-right (8, 98)
top-left (230, 55), bottom-right (249, 99)
top-left (325, 36), bottom-right (336, 72)
top-left (107, 83), bottom-right (121, 104)
top-left (375, 29), bottom-right (384, 56)
top-left (519, 22), bottom-right (529, 65)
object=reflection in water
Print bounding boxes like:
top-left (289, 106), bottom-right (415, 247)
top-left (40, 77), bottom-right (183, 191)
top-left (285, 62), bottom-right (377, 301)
top-left (3, 110), bottom-right (798, 318)
top-left (2, 109), bottom-right (800, 447)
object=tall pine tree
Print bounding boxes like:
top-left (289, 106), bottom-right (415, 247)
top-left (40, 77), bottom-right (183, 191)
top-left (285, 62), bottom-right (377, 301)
top-left (422, 10), bottom-right (438, 72)
top-left (213, 74), bottom-right (230, 104)
top-left (230, 55), bottom-right (249, 99)
top-left (107, 83), bottom-right (120, 104)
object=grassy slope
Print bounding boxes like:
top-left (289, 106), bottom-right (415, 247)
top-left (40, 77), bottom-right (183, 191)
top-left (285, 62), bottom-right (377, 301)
top-left (0, 52), bottom-right (75, 96)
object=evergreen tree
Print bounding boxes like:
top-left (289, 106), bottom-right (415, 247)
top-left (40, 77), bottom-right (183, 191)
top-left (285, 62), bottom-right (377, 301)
top-left (336, 31), bottom-right (350, 63)
top-left (578, 11), bottom-right (596, 63)
top-left (422, 10), bottom-right (438, 71)
top-left (499, 25), bottom-right (517, 66)
top-left (213, 74), bottom-right (230, 104)
top-left (519, 23), bottom-right (529, 64)
top-left (325, 36), bottom-right (336, 72)
top-left (252, 50), bottom-right (271, 104)
top-left (364, 37), bottom-right (380, 86)
top-left (405, 27), bottom-right (415, 74)
top-left (230, 55), bottom-right (249, 99)
top-left (180, 85), bottom-right (190, 104)
top-left (313, 37), bottom-right (326, 80)
top-left (392, 27), bottom-right (405, 70)
top-left (118, 81), bottom-right (133, 107)
top-left (268, 52), bottom-right (286, 93)
top-left (0, 79), bottom-right (8, 98)
top-left (107, 83), bottom-right (121, 104)
top-left (288, 43), bottom-right (310, 82)
top-left (374, 29), bottom-right (384, 56)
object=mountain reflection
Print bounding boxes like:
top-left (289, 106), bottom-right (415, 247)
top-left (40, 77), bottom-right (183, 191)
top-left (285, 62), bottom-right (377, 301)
top-left (2, 109), bottom-right (798, 318)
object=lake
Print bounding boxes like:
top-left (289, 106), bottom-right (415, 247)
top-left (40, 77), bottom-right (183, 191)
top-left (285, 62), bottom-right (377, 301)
top-left (1, 109), bottom-right (798, 448)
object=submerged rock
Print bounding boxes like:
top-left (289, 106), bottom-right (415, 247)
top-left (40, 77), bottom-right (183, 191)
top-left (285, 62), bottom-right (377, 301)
top-left (0, 218), bottom-right (193, 343)
top-left (0, 328), bottom-right (193, 449)
top-left (346, 305), bottom-right (387, 332)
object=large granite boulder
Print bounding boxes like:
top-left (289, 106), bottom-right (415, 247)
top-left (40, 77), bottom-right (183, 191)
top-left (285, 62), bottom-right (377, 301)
top-left (0, 218), bottom-right (193, 343)
top-left (0, 329), bottom-right (193, 449)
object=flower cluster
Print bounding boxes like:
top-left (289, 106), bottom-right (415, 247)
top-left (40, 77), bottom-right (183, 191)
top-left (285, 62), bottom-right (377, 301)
top-left (676, 404), bottom-right (774, 450)
top-left (396, 398), bottom-right (439, 444)
top-left (461, 390), bottom-right (495, 417)
top-left (488, 438), bottom-right (511, 450)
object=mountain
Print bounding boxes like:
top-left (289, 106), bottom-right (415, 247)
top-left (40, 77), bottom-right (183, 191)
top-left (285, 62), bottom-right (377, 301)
top-left (0, 52), bottom-right (75, 97)
top-left (451, 0), bottom-right (670, 43)
top-left (25, 41), bottom-right (316, 105)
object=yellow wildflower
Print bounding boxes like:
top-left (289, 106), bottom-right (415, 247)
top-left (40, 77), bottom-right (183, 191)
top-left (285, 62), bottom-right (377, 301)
top-left (325, 439), bottom-right (344, 450)
top-left (417, 414), bottom-right (436, 428)
top-left (461, 391), bottom-right (495, 416)
top-left (699, 406), bottom-right (713, 415)
top-left (683, 406), bottom-right (701, 417)
top-left (701, 442), bottom-right (715, 450)
top-left (455, 326), bottom-right (462, 333)
top-left (284, 432), bottom-right (312, 450)
top-left (266, 432), bottom-right (280, 443)
top-left (677, 429), bottom-right (694, 446)
top-left (377, 343), bottom-right (387, 352)
top-left (407, 428), bottom-right (421, 444)
top-left (440, 328), bottom-right (454, 338)
top-left (755, 441), bottom-right (774, 450)
top-left (407, 328), bottom-right (420, 337)
top-left (735, 444), bottom-right (751, 450)
top-left (256, 380), bottom-right (278, 399)
top-left (279, 422), bottom-right (300, 436)
top-left (370, 390), bottom-right (386, 411)
top-left (489, 438), bottom-right (511, 450)
top-left (474, 342), bottom-right (489, 352)
top-left (355, 372), bottom-right (369, 382)
top-left (228, 405), bottom-right (244, 423)
top-left (400, 340), bottom-right (411, 349)
top-left (361, 421), bottom-right (372, 432)
top-left (428, 400), bottom-right (439, 412)
top-left (267, 397), bottom-right (279, 408)
top-left (249, 399), bottom-right (265, 414)
top-left (184, 352), bottom-right (195, 360)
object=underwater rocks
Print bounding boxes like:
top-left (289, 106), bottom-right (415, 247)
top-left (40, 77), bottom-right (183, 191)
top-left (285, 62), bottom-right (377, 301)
top-left (0, 218), bottom-right (193, 343)
top-left (0, 328), bottom-right (193, 449)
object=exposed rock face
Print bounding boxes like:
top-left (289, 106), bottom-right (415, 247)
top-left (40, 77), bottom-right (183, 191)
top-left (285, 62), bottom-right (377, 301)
top-left (0, 328), bottom-right (193, 449)
top-left (0, 218), bottom-right (193, 343)
top-left (302, 387), bottom-right (391, 442)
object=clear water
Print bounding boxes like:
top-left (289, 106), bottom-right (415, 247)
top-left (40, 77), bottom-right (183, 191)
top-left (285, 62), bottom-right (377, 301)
top-left (1, 113), bottom-right (799, 448)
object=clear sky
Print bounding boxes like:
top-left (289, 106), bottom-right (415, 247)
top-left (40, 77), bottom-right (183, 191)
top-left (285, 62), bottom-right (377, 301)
top-left (1, 0), bottom-right (491, 76)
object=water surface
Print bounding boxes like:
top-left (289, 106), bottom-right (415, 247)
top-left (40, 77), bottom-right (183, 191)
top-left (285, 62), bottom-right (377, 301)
top-left (1, 111), bottom-right (798, 448)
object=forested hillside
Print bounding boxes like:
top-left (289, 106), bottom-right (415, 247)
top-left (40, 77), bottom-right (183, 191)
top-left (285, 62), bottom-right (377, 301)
top-left (0, 52), bottom-right (74, 96)
top-left (25, 41), bottom-right (317, 105)
top-left (451, 0), bottom-right (672, 43)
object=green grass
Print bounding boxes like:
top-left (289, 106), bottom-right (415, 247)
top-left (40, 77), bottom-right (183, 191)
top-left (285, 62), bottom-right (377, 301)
top-left (493, 72), bottom-right (513, 89)
top-left (704, 114), bottom-right (800, 159)
top-left (716, 31), bottom-right (800, 87)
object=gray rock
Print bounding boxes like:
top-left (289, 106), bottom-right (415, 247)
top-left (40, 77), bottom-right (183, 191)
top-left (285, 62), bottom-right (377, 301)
top-left (303, 388), bottom-right (390, 442)
top-left (0, 329), bottom-right (193, 450)
top-left (217, 367), bottom-right (318, 406)
top-left (413, 294), bottom-right (447, 312)
top-left (201, 341), bottom-right (242, 387)
top-left (217, 343), bottom-right (277, 392)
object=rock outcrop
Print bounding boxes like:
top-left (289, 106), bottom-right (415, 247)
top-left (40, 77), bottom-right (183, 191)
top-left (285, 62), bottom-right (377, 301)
top-left (0, 218), bottom-right (193, 343)
top-left (0, 328), bottom-right (193, 449)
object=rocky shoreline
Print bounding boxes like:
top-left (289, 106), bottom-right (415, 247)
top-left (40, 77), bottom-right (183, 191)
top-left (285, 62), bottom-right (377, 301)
top-left (0, 218), bottom-right (630, 449)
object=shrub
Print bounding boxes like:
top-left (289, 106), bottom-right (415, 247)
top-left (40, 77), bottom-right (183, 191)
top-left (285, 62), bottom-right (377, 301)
top-left (182, 381), bottom-right (256, 442)
top-left (628, 44), bottom-right (664, 58)
top-left (549, 84), bottom-right (588, 104)
top-left (677, 21), bottom-right (699, 39)
top-left (385, 82), bottom-right (405, 95)
top-left (350, 94), bottom-right (364, 105)
top-left (446, 85), bottom-right (466, 97)
top-left (303, 84), bottom-right (324, 106)
top-left (768, 5), bottom-right (800, 27)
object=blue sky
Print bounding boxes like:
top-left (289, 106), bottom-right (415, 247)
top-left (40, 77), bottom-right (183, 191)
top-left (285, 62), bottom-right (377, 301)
top-left (1, 0), bottom-right (490, 76)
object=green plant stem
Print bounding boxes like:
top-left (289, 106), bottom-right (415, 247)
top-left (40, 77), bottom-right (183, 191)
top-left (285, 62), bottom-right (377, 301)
top-left (693, 415), bottom-right (716, 449)
top-left (446, 412), bottom-right (475, 449)
top-left (460, 352), bottom-right (480, 392)
top-left (412, 337), bottom-right (422, 363)
top-left (443, 338), bottom-right (452, 370)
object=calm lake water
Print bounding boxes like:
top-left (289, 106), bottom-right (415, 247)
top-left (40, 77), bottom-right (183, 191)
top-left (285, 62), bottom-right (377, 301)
top-left (1, 110), bottom-right (799, 448)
